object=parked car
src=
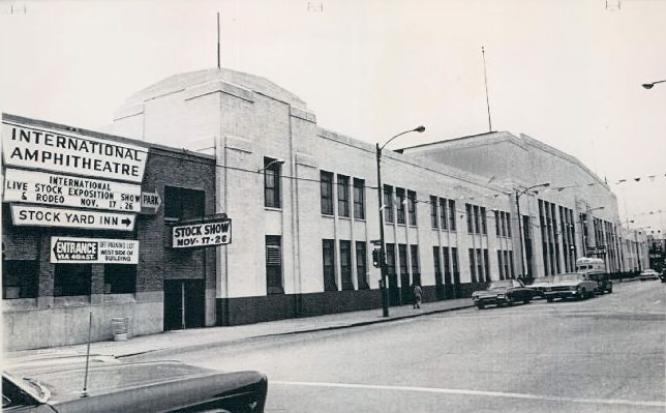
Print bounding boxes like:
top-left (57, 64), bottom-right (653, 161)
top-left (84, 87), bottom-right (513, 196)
top-left (544, 273), bottom-right (598, 302)
top-left (639, 269), bottom-right (660, 281)
top-left (471, 279), bottom-right (535, 309)
top-left (2, 358), bottom-right (267, 413)
top-left (527, 277), bottom-right (553, 298)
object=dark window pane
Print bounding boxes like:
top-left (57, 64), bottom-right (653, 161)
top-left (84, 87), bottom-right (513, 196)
top-left (2, 260), bottom-right (37, 299)
top-left (469, 249), bottom-right (476, 283)
top-left (384, 185), bottom-right (394, 224)
top-left (104, 264), bottom-right (136, 294)
top-left (353, 179), bottom-right (365, 220)
top-left (408, 191), bottom-right (417, 226)
top-left (54, 264), bottom-right (91, 297)
top-left (264, 157), bottom-right (281, 208)
top-left (449, 200), bottom-right (456, 231)
top-left (430, 196), bottom-right (438, 228)
top-left (340, 240), bottom-right (353, 290)
top-left (320, 171), bottom-right (334, 215)
top-left (410, 245), bottom-right (420, 285)
top-left (337, 175), bottom-right (350, 217)
top-left (266, 235), bottom-right (283, 294)
top-left (396, 188), bottom-right (406, 224)
top-left (322, 239), bottom-right (337, 291)
top-left (356, 242), bottom-right (369, 289)
top-left (440, 198), bottom-right (448, 230)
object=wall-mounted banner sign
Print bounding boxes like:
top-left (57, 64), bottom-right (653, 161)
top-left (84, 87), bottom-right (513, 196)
top-left (172, 218), bottom-right (232, 249)
top-left (50, 237), bottom-right (139, 264)
top-left (140, 190), bottom-right (162, 214)
top-left (11, 205), bottom-right (136, 231)
top-left (3, 168), bottom-right (142, 212)
top-left (2, 121), bottom-right (148, 183)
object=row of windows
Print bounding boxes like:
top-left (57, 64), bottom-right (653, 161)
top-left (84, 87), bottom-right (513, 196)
top-left (494, 210), bottom-right (512, 238)
top-left (559, 206), bottom-right (577, 273)
top-left (468, 248), bottom-right (491, 283)
top-left (429, 196), bottom-right (457, 231)
top-left (2, 261), bottom-right (136, 299)
top-left (322, 239), bottom-right (370, 291)
top-left (539, 199), bottom-right (561, 276)
top-left (497, 250), bottom-right (516, 280)
top-left (383, 186), bottom-right (417, 226)
top-left (432, 246), bottom-right (460, 285)
top-left (320, 171), bottom-right (366, 220)
top-left (465, 203), bottom-right (488, 235)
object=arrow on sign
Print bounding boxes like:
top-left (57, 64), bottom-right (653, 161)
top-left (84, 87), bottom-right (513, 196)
top-left (121, 218), bottom-right (132, 227)
top-left (141, 191), bottom-right (162, 214)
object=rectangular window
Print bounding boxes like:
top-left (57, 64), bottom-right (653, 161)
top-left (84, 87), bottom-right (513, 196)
top-left (104, 264), bottom-right (136, 294)
top-left (433, 246), bottom-right (442, 282)
top-left (356, 242), bottom-right (369, 289)
top-left (506, 212), bottom-right (512, 238)
top-left (440, 198), bottom-right (448, 230)
top-left (451, 247), bottom-right (459, 285)
top-left (54, 264), bottom-right (91, 297)
top-left (322, 239), bottom-right (337, 291)
top-left (2, 260), bottom-right (37, 299)
top-left (509, 250), bottom-right (515, 278)
top-left (320, 171), bottom-right (334, 215)
top-left (384, 185), bottom-right (394, 224)
top-left (264, 157), bottom-right (281, 208)
top-left (466, 204), bottom-right (473, 233)
top-left (337, 174), bottom-right (350, 217)
top-left (430, 196), bottom-right (438, 229)
top-left (497, 250), bottom-right (504, 280)
top-left (410, 245), bottom-right (420, 285)
top-left (503, 250), bottom-right (510, 279)
top-left (480, 207), bottom-right (487, 235)
top-left (476, 248), bottom-right (484, 283)
top-left (483, 249), bottom-right (490, 282)
top-left (396, 188), bottom-right (406, 224)
top-left (266, 235), bottom-right (284, 294)
top-left (398, 244), bottom-right (409, 282)
top-left (443, 247), bottom-right (452, 285)
top-left (449, 200), bottom-right (456, 231)
top-left (408, 190), bottom-right (417, 226)
top-left (495, 210), bottom-right (500, 236)
top-left (500, 211), bottom-right (507, 237)
top-left (340, 240), bottom-right (353, 290)
top-left (165, 186), bottom-right (205, 220)
top-left (469, 248), bottom-right (477, 283)
top-left (353, 178), bottom-right (365, 220)
top-left (473, 205), bottom-right (481, 234)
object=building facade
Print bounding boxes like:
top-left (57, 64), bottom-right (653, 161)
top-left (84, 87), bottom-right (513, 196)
top-left (111, 68), bottom-right (648, 327)
top-left (2, 114), bottom-right (216, 350)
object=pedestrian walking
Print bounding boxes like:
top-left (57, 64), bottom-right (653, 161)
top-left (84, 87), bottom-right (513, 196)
top-left (413, 283), bottom-right (423, 309)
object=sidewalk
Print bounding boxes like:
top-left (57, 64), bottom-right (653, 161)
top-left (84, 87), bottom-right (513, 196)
top-left (6, 297), bottom-right (473, 363)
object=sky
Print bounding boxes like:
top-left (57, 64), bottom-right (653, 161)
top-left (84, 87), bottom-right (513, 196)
top-left (1, 0), bottom-right (664, 235)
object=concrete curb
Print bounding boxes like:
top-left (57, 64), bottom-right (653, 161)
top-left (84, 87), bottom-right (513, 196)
top-left (121, 303), bottom-right (475, 359)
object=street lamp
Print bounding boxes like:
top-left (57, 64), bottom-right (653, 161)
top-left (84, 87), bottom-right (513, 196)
top-left (515, 182), bottom-right (550, 280)
top-left (642, 80), bottom-right (666, 89)
top-left (579, 206), bottom-right (605, 257)
top-left (376, 125), bottom-right (425, 317)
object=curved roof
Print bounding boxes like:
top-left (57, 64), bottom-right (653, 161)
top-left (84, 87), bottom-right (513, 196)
top-left (121, 68), bottom-right (308, 109)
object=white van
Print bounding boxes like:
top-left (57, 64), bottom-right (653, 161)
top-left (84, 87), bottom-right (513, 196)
top-left (575, 257), bottom-right (612, 294)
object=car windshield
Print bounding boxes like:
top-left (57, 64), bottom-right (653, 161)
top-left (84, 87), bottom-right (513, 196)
top-left (488, 280), bottom-right (514, 289)
top-left (553, 274), bottom-right (584, 282)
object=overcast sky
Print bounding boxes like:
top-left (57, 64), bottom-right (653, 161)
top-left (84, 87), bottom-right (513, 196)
top-left (1, 0), bottom-right (664, 234)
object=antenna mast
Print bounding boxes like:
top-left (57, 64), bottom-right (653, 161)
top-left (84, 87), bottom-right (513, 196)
top-left (482, 46), bottom-right (493, 132)
top-left (217, 12), bottom-right (221, 69)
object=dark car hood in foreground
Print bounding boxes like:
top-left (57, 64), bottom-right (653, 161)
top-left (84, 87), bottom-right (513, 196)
top-left (8, 360), bottom-right (266, 413)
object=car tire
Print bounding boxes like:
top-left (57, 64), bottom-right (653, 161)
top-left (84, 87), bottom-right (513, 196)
top-left (476, 303), bottom-right (485, 310)
top-left (577, 288), bottom-right (585, 300)
top-left (608, 287), bottom-right (613, 293)
top-left (523, 298), bottom-right (530, 304)
top-left (546, 297), bottom-right (554, 303)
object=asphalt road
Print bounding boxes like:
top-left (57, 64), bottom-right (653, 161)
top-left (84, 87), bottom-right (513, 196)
top-left (143, 281), bottom-right (666, 412)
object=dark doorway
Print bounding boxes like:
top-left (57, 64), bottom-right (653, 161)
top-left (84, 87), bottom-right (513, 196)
top-left (164, 280), bottom-right (205, 331)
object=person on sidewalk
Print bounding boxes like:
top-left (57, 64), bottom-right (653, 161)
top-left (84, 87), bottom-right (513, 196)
top-left (413, 283), bottom-right (423, 309)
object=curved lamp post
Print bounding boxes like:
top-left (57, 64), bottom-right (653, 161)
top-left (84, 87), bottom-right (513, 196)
top-left (515, 182), bottom-right (550, 279)
top-left (376, 126), bottom-right (425, 317)
top-left (642, 80), bottom-right (666, 89)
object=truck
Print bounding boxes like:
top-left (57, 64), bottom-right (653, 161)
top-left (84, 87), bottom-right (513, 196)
top-left (575, 257), bottom-right (612, 294)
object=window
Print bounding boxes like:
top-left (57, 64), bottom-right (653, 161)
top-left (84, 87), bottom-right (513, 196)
top-left (322, 239), bottom-right (337, 291)
top-left (356, 242), bottom-right (369, 289)
top-left (266, 236), bottom-right (283, 294)
top-left (443, 247), bottom-right (452, 286)
top-left (440, 198), bottom-right (448, 230)
top-left (480, 207), bottom-right (487, 235)
top-left (408, 191), bottom-right (417, 226)
top-left (264, 157), bottom-right (281, 208)
top-left (2, 260), bottom-right (37, 299)
top-left (473, 205), bottom-right (481, 234)
top-left (384, 185), bottom-right (394, 224)
top-left (495, 210), bottom-right (500, 236)
top-left (340, 240), bottom-right (353, 290)
top-left (54, 264), bottom-right (91, 296)
top-left (398, 244), bottom-right (409, 284)
top-left (451, 247), bottom-right (459, 285)
top-left (483, 249), bottom-right (490, 282)
top-left (506, 212), bottom-right (512, 237)
top-left (337, 175), bottom-right (350, 217)
top-left (504, 250), bottom-right (510, 279)
top-left (476, 248), bottom-right (484, 283)
top-left (508, 250), bottom-right (515, 278)
top-left (430, 196), bottom-right (438, 228)
top-left (469, 249), bottom-right (477, 283)
top-left (165, 186), bottom-right (205, 220)
top-left (320, 171), bottom-right (334, 215)
top-left (396, 188), bottom-right (406, 224)
top-left (500, 211), bottom-right (506, 237)
top-left (449, 200), bottom-right (456, 231)
top-left (433, 246), bottom-right (442, 283)
top-left (410, 245), bottom-right (420, 285)
top-left (466, 204), bottom-right (473, 233)
top-left (497, 250), bottom-right (504, 280)
top-left (353, 178), bottom-right (365, 220)
top-left (104, 264), bottom-right (136, 294)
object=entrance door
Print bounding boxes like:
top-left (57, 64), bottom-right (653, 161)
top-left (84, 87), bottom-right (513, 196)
top-left (164, 280), bottom-right (205, 331)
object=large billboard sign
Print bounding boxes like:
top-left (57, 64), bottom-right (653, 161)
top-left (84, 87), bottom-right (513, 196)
top-left (11, 205), bottom-right (136, 231)
top-left (3, 168), bottom-right (142, 212)
top-left (50, 237), bottom-right (139, 264)
top-left (2, 121), bottom-right (148, 183)
top-left (172, 218), bottom-right (232, 249)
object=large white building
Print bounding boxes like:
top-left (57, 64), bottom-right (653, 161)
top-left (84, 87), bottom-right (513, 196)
top-left (109, 67), bottom-right (648, 326)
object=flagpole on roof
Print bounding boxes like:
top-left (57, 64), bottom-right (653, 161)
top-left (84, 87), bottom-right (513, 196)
top-left (217, 12), bottom-right (221, 69)
top-left (482, 46), bottom-right (493, 132)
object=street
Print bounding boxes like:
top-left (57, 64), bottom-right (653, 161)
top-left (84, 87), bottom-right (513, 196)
top-left (132, 281), bottom-right (666, 412)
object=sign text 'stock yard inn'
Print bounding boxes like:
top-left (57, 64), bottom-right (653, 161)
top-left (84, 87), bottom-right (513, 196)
top-left (172, 219), bottom-right (232, 248)
top-left (11, 205), bottom-right (136, 231)
top-left (50, 237), bottom-right (139, 264)
top-left (2, 122), bottom-right (148, 183)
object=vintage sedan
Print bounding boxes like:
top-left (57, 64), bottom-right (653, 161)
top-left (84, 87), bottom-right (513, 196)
top-left (472, 279), bottom-right (535, 309)
top-left (543, 273), bottom-right (598, 302)
top-left (2, 358), bottom-right (267, 413)
top-left (639, 269), bottom-right (660, 281)
top-left (527, 277), bottom-right (553, 298)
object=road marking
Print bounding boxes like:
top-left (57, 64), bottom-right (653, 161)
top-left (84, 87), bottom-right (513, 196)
top-left (272, 380), bottom-right (666, 408)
